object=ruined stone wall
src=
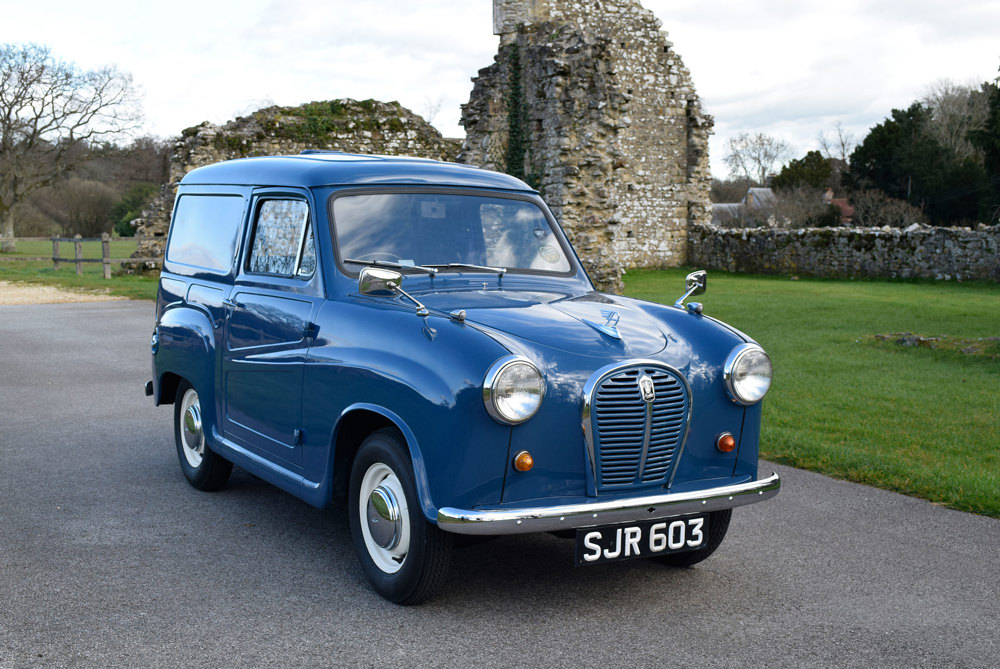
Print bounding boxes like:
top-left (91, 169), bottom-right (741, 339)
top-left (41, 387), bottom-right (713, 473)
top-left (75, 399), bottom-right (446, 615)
top-left (462, 0), bottom-right (713, 294)
top-left (126, 99), bottom-right (460, 271)
top-left (688, 224), bottom-right (1000, 281)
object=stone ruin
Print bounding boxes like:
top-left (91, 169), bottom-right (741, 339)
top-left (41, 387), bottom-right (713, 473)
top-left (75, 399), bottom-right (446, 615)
top-left (128, 0), bottom-right (713, 294)
top-left (125, 99), bottom-right (460, 271)
top-left (460, 0), bottom-right (713, 293)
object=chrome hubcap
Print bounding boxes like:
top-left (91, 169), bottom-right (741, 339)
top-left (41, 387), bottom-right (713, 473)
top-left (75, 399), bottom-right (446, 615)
top-left (366, 485), bottom-right (401, 550)
top-left (183, 404), bottom-right (203, 447)
top-left (179, 388), bottom-right (205, 468)
top-left (359, 462), bottom-right (410, 574)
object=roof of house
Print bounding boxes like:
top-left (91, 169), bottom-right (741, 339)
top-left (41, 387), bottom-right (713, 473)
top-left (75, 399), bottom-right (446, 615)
top-left (744, 188), bottom-right (776, 208)
top-left (831, 198), bottom-right (855, 218)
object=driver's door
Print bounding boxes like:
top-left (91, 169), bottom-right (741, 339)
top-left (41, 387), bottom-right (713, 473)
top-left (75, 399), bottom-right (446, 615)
top-left (222, 193), bottom-right (322, 467)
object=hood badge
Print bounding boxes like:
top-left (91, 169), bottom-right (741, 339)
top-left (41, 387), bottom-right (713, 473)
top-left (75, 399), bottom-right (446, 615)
top-left (638, 374), bottom-right (656, 403)
top-left (582, 309), bottom-right (622, 340)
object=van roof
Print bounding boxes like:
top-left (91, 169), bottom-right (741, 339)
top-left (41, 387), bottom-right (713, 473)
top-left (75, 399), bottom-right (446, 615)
top-left (179, 152), bottom-right (534, 191)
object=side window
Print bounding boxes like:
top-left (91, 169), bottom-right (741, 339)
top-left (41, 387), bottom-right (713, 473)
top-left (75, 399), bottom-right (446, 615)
top-left (247, 199), bottom-right (315, 278)
top-left (165, 194), bottom-right (245, 272)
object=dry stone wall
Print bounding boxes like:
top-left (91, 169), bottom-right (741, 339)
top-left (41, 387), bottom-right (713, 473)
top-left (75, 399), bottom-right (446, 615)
top-left (462, 0), bottom-right (713, 294)
top-left (689, 224), bottom-right (1000, 282)
top-left (126, 99), bottom-right (460, 272)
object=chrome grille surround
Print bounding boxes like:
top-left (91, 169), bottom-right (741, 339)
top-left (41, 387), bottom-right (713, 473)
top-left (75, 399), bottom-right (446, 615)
top-left (582, 361), bottom-right (691, 495)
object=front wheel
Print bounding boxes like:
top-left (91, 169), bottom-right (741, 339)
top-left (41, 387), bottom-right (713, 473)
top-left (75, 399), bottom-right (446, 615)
top-left (653, 509), bottom-right (732, 568)
top-left (348, 428), bottom-right (452, 605)
top-left (174, 381), bottom-right (232, 491)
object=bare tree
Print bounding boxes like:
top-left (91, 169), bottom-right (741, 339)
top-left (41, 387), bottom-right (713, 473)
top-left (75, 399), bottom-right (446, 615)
top-left (421, 96), bottom-right (444, 126)
top-left (0, 43), bottom-right (141, 251)
top-left (723, 131), bottom-right (791, 185)
top-left (766, 187), bottom-right (844, 228)
top-left (851, 189), bottom-right (929, 228)
top-left (921, 78), bottom-right (989, 163)
top-left (33, 178), bottom-right (118, 237)
top-left (710, 176), bottom-right (755, 203)
top-left (818, 121), bottom-right (856, 162)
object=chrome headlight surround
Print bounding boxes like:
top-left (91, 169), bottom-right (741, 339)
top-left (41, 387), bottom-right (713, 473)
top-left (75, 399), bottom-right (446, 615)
top-left (483, 356), bottom-right (545, 425)
top-left (724, 343), bottom-right (773, 406)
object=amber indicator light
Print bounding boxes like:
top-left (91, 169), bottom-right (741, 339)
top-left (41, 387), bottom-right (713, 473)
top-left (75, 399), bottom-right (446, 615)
top-left (513, 450), bottom-right (534, 472)
top-left (716, 433), bottom-right (736, 453)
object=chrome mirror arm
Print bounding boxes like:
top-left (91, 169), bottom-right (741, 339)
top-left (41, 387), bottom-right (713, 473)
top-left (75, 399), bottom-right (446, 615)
top-left (359, 266), bottom-right (430, 317)
top-left (388, 281), bottom-right (430, 318)
top-left (673, 284), bottom-right (698, 308)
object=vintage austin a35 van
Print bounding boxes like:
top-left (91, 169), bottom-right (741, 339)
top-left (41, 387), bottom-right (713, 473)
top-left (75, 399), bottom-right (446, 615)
top-left (147, 152), bottom-right (779, 604)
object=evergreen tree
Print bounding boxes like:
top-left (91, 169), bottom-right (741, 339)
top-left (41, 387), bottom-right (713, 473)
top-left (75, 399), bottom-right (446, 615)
top-left (968, 75), bottom-right (1000, 223)
top-left (848, 103), bottom-right (990, 224)
top-left (772, 151), bottom-right (833, 190)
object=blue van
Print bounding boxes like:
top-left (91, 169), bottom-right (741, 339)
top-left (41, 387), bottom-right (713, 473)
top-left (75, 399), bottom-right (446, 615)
top-left (147, 152), bottom-right (779, 604)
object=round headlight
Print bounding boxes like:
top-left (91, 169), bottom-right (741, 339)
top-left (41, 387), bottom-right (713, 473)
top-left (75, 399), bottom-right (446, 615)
top-left (483, 356), bottom-right (544, 425)
top-left (724, 344), bottom-right (773, 405)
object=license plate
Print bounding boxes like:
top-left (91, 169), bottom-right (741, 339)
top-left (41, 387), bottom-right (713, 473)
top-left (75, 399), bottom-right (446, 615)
top-left (574, 515), bottom-right (707, 565)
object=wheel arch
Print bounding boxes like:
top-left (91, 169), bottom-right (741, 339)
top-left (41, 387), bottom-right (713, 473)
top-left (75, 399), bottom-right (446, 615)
top-left (152, 304), bottom-right (218, 408)
top-left (158, 372), bottom-right (183, 406)
top-left (332, 404), bottom-right (437, 523)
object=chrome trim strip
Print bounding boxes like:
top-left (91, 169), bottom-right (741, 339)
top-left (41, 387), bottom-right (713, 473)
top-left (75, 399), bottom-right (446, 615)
top-left (292, 207), bottom-right (309, 276)
top-left (580, 359), bottom-right (693, 496)
top-left (437, 472), bottom-right (780, 535)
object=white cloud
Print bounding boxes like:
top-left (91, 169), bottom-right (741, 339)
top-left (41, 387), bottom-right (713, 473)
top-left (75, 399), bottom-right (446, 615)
top-left (2, 0), bottom-right (997, 177)
top-left (645, 0), bottom-right (1000, 175)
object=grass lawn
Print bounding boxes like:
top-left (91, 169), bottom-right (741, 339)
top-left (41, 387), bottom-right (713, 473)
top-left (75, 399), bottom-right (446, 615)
top-left (0, 239), bottom-right (158, 301)
top-left (625, 268), bottom-right (1000, 518)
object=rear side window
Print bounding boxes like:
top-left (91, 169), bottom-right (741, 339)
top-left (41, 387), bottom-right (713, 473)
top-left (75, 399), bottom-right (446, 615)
top-left (166, 195), bottom-right (245, 272)
top-left (247, 199), bottom-right (315, 278)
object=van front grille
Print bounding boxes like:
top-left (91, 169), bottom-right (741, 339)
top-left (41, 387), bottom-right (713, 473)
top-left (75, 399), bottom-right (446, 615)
top-left (588, 366), bottom-right (689, 491)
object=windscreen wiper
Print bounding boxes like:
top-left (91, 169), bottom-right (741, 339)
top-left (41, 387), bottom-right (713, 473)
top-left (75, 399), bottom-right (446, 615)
top-left (344, 258), bottom-right (439, 275)
top-left (426, 263), bottom-right (507, 278)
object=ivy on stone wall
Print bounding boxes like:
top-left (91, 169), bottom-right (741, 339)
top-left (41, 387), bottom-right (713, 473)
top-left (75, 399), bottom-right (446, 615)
top-left (504, 44), bottom-right (528, 183)
top-left (503, 44), bottom-right (541, 190)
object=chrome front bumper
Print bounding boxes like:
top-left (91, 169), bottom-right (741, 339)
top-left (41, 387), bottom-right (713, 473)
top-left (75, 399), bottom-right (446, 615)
top-left (437, 473), bottom-right (780, 535)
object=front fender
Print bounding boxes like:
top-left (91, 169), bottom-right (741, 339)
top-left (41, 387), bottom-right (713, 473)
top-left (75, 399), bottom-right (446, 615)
top-left (301, 299), bottom-right (516, 520)
top-left (332, 403), bottom-right (438, 520)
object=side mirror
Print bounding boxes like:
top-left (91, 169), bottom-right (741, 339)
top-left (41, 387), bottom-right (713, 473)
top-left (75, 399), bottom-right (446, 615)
top-left (359, 266), bottom-right (403, 296)
top-left (358, 266), bottom-right (429, 317)
top-left (685, 270), bottom-right (707, 297)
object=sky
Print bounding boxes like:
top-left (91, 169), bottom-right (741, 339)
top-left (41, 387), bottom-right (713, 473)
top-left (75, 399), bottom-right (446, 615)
top-left (2, 0), bottom-right (998, 178)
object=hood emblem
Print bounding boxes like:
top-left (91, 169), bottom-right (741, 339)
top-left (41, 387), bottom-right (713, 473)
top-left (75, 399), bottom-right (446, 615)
top-left (638, 374), bottom-right (656, 403)
top-left (582, 309), bottom-right (622, 340)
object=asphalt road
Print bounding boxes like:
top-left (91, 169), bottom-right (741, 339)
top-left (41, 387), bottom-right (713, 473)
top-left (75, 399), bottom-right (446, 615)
top-left (1, 301), bottom-right (998, 668)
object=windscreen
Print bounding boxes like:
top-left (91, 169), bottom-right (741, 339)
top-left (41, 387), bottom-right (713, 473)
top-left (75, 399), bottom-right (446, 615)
top-left (331, 192), bottom-right (572, 273)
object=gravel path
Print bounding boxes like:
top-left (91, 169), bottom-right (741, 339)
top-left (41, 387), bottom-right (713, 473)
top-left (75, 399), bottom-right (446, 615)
top-left (1, 301), bottom-right (998, 668)
top-left (0, 280), bottom-right (126, 305)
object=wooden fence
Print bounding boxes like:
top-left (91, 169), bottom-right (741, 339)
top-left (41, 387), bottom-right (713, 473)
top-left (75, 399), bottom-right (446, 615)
top-left (1, 235), bottom-right (162, 278)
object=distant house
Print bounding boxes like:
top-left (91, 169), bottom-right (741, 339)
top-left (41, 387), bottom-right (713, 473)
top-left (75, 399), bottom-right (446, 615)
top-left (711, 203), bottom-right (743, 225)
top-left (711, 187), bottom-right (776, 226)
top-left (711, 187), bottom-right (854, 227)
top-left (745, 188), bottom-right (776, 209)
top-left (824, 187), bottom-right (855, 224)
